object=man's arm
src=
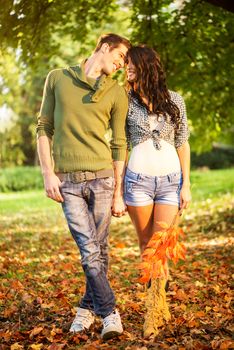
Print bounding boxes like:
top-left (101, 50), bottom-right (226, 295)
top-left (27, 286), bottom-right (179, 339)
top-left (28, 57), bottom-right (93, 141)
top-left (110, 86), bottom-right (129, 217)
top-left (112, 160), bottom-right (127, 217)
top-left (37, 135), bottom-right (63, 203)
top-left (36, 71), bottom-right (63, 202)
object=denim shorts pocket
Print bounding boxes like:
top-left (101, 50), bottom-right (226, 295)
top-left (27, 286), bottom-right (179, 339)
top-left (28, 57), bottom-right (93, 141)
top-left (172, 173), bottom-right (183, 194)
top-left (125, 180), bottom-right (133, 194)
top-left (125, 176), bottom-right (141, 194)
top-left (170, 172), bottom-right (182, 183)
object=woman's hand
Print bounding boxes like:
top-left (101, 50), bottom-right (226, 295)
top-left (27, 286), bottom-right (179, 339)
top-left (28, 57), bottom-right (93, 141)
top-left (180, 184), bottom-right (191, 210)
top-left (112, 193), bottom-right (127, 217)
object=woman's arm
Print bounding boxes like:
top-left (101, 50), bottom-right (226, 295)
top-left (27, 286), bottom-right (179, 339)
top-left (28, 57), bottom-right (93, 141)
top-left (177, 141), bottom-right (191, 210)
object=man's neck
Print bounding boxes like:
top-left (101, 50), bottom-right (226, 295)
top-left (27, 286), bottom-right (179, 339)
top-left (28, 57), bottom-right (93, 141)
top-left (84, 53), bottom-right (104, 79)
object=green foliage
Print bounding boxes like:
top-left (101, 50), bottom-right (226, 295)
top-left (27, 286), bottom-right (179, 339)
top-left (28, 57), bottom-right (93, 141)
top-left (0, 49), bottom-right (46, 167)
top-left (0, 123), bottom-right (26, 167)
top-left (0, 166), bottom-right (43, 192)
top-left (191, 146), bottom-right (234, 169)
top-left (130, 0), bottom-right (234, 151)
top-left (0, 1), bottom-right (131, 167)
top-left (0, 0), bottom-right (118, 66)
top-left (0, 0), bottom-right (233, 166)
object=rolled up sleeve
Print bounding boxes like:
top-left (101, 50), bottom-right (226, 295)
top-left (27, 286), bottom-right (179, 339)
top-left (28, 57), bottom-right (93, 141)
top-left (175, 95), bottom-right (190, 149)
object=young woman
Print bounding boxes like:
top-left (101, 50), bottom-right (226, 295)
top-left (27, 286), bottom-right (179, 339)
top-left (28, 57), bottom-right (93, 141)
top-left (125, 45), bottom-right (191, 254)
top-left (124, 45), bottom-right (191, 337)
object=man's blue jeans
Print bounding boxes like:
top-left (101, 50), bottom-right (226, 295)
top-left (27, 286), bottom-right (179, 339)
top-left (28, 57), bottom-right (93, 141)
top-left (60, 177), bottom-right (115, 318)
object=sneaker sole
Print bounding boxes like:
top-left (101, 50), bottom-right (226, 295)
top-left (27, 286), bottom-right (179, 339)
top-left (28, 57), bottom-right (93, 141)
top-left (101, 330), bottom-right (122, 340)
top-left (69, 328), bottom-right (85, 333)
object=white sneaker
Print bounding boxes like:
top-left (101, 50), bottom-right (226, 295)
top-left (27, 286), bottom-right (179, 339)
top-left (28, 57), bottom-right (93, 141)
top-left (69, 307), bottom-right (95, 333)
top-left (101, 309), bottom-right (123, 340)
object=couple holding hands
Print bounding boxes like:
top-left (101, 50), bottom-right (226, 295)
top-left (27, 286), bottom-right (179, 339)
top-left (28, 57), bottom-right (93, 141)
top-left (37, 33), bottom-right (191, 340)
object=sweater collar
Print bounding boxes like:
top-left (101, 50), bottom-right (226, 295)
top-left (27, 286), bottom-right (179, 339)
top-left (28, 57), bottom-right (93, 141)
top-left (67, 59), bottom-right (116, 102)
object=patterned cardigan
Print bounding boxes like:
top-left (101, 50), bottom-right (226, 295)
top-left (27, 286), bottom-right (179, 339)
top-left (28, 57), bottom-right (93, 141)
top-left (126, 90), bottom-right (190, 151)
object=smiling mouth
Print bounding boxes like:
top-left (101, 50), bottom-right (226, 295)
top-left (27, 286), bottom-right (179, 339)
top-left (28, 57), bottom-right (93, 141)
top-left (113, 63), bottom-right (121, 71)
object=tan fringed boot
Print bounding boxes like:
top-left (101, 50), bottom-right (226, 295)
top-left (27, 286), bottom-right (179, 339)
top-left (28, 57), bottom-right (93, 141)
top-left (143, 278), bottom-right (171, 338)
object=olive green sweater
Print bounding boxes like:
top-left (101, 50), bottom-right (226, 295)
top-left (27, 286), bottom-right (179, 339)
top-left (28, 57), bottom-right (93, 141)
top-left (36, 60), bottom-right (128, 172)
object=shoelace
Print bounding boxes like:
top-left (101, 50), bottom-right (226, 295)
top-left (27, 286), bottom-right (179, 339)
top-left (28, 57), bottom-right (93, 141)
top-left (73, 312), bottom-right (93, 328)
top-left (103, 313), bottom-right (118, 328)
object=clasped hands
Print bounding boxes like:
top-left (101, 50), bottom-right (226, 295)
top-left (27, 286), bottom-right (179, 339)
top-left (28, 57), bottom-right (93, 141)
top-left (112, 194), bottom-right (127, 218)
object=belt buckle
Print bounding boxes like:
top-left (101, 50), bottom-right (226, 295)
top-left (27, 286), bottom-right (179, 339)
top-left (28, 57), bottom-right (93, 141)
top-left (70, 172), bottom-right (85, 183)
top-left (71, 171), bottom-right (96, 183)
top-left (85, 171), bottom-right (96, 181)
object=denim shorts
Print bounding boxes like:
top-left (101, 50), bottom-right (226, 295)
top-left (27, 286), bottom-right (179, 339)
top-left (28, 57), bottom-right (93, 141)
top-left (124, 168), bottom-right (183, 207)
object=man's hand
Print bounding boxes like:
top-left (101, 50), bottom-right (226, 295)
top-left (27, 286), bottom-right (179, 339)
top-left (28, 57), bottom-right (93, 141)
top-left (43, 173), bottom-right (64, 203)
top-left (37, 136), bottom-right (63, 202)
top-left (112, 193), bottom-right (127, 217)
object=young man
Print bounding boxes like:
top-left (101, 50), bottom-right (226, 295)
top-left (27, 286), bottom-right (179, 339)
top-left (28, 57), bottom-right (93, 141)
top-left (36, 33), bottom-right (131, 340)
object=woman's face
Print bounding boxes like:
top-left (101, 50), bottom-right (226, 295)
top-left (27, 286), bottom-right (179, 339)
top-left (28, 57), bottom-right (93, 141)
top-left (126, 57), bottom-right (137, 82)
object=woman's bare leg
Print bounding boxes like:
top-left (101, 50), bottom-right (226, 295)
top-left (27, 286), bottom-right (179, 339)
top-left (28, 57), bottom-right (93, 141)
top-left (152, 203), bottom-right (179, 232)
top-left (127, 203), bottom-right (179, 253)
top-left (127, 204), bottom-right (154, 254)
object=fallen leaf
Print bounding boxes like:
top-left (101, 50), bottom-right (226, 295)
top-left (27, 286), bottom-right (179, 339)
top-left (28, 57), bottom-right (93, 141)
top-left (29, 326), bottom-right (44, 338)
top-left (30, 344), bottom-right (43, 350)
top-left (11, 344), bottom-right (23, 350)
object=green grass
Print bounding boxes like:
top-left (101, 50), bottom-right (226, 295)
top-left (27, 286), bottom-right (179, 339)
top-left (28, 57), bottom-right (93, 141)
top-left (0, 168), bottom-right (233, 215)
top-left (190, 168), bottom-right (234, 201)
top-left (0, 190), bottom-right (59, 215)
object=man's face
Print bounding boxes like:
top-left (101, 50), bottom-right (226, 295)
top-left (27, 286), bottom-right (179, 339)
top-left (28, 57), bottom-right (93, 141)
top-left (101, 44), bottom-right (128, 75)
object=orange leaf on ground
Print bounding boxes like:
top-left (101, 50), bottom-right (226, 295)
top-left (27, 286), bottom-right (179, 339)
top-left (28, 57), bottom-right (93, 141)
top-left (48, 344), bottom-right (66, 350)
top-left (29, 326), bottom-right (44, 338)
top-left (11, 280), bottom-right (24, 291)
top-left (10, 344), bottom-right (23, 350)
top-left (115, 242), bottom-right (126, 248)
top-left (174, 289), bottom-right (188, 301)
top-left (30, 345), bottom-right (43, 350)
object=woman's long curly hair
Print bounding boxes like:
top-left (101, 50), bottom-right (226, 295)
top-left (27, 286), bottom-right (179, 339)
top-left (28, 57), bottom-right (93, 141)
top-left (126, 45), bottom-right (180, 126)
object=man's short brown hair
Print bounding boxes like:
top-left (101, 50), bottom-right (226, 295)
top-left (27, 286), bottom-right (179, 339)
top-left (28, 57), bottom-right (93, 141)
top-left (94, 33), bottom-right (131, 52)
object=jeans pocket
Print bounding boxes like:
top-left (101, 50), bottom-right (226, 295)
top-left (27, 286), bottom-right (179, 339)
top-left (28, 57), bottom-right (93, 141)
top-left (100, 177), bottom-right (115, 190)
top-left (59, 180), bottom-right (68, 189)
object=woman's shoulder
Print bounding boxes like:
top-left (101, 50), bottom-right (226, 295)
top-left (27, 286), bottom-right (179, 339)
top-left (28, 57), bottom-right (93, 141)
top-left (169, 90), bottom-right (185, 106)
top-left (128, 90), bottom-right (142, 107)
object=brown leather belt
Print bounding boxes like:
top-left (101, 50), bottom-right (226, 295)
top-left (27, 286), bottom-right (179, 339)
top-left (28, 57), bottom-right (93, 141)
top-left (57, 169), bottom-right (114, 183)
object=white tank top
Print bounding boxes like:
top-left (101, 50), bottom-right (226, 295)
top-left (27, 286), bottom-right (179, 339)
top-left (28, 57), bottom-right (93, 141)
top-left (128, 113), bottom-right (181, 176)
